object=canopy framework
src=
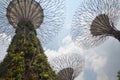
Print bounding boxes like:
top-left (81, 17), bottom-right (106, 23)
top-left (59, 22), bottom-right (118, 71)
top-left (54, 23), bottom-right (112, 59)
top-left (50, 53), bottom-right (85, 80)
top-left (6, 0), bottom-right (44, 29)
top-left (0, 0), bottom-right (64, 44)
top-left (58, 68), bottom-right (74, 80)
top-left (71, 0), bottom-right (120, 49)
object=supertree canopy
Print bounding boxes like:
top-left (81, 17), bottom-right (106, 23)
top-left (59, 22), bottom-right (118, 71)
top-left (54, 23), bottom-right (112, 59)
top-left (71, 0), bottom-right (120, 49)
top-left (50, 53), bottom-right (85, 80)
top-left (57, 68), bottom-right (74, 80)
top-left (7, 0), bottom-right (44, 29)
top-left (0, 0), bottom-right (64, 79)
top-left (0, 0), bottom-right (64, 44)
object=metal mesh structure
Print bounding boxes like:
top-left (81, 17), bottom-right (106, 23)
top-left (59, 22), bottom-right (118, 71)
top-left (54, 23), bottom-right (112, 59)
top-left (7, 0), bottom-right (44, 29)
top-left (57, 68), bottom-right (74, 80)
top-left (50, 53), bottom-right (85, 80)
top-left (0, 0), bottom-right (64, 44)
top-left (71, 0), bottom-right (120, 49)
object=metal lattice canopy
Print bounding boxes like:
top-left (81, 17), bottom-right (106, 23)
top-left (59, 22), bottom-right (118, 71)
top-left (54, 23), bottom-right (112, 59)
top-left (0, 0), bottom-right (64, 44)
top-left (50, 53), bottom-right (85, 80)
top-left (57, 68), bottom-right (74, 80)
top-left (7, 0), bottom-right (44, 29)
top-left (71, 0), bottom-right (120, 49)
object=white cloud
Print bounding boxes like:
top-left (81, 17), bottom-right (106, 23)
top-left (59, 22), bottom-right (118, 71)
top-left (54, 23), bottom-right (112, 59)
top-left (0, 45), bottom-right (8, 62)
top-left (45, 36), bottom-right (84, 60)
top-left (85, 50), bottom-right (108, 80)
top-left (0, 35), bottom-right (10, 62)
top-left (75, 72), bottom-right (85, 80)
top-left (45, 35), bottom-right (108, 80)
top-left (85, 50), bottom-right (107, 70)
top-left (97, 71), bottom-right (108, 80)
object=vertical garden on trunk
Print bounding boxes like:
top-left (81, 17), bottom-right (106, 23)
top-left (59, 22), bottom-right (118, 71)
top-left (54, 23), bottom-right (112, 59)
top-left (0, 21), bottom-right (58, 80)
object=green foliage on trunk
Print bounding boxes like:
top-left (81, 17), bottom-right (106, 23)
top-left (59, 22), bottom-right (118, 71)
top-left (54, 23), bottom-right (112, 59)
top-left (118, 71), bottom-right (120, 80)
top-left (0, 21), bottom-right (58, 80)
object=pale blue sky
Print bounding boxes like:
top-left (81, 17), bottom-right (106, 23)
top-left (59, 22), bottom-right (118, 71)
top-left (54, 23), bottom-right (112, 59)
top-left (45, 0), bottom-right (81, 50)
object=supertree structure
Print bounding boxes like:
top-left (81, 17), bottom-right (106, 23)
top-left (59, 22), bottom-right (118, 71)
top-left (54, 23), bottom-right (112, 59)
top-left (50, 53), bottom-right (85, 80)
top-left (0, 0), bottom-right (64, 44)
top-left (71, 0), bottom-right (120, 49)
top-left (0, 0), bottom-right (64, 79)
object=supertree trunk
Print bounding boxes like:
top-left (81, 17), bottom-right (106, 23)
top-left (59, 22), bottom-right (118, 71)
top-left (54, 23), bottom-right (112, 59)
top-left (112, 30), bottom-right (120, 42)
top-left (0, 21), bottom-right (58, 80)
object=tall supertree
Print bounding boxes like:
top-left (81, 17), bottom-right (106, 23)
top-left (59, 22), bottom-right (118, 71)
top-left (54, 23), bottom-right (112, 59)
top-left (0, 0), bottom-right (64, 79)
top-left (71, 0), bottom-right (120, 49)
top-left (50, 53), bottom-right (85, 80)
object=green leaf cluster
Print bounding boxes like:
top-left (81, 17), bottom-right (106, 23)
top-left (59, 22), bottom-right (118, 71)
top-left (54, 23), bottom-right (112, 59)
top-left (118, 71), bottom-right (120, 80)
